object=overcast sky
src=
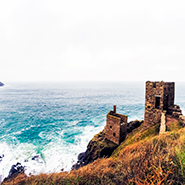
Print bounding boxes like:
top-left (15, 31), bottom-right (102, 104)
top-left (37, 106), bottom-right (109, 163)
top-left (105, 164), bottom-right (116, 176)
top-left (0, 0), bottom-right (185, 82)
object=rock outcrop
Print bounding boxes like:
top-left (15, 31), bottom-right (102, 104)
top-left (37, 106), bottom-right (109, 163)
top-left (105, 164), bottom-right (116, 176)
top-left (72, 120), bottom-right (144, 170)
top-left (168, 105), bottom-right (182, 118)
top-left (127, 120), bottom-right (143, 133)
top-left (3, 163), bottom-right (25, 183)
top-left (72, 131), bottom-right (117, 170)
top-left (0, 82), bottom-right (4, 86)
top-left (0, 154), bottom-right (4, 163)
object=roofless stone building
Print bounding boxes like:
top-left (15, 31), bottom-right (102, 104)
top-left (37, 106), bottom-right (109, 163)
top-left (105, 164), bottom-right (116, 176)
top-left (104, 81), bottom-right (185, 145)
top-left (144, 81), bottom-right (184, 133)
top-left (104, 105), bottom-right (127, 145)
top-left (144, 81), bottom-right (175, 127)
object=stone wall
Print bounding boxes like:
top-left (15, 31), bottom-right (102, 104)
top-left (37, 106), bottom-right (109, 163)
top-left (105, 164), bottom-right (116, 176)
top-left (105, 110), bottom-right (128, 145)
top-left (144, 81), bottom-right (175, 127)
top-left (159, 111), bottom-right (166, 134)
top-left (109, 111), bottom-right (127, 123)
top-left (163, 82), bottom-right (174, 111)
top-left (168, 105), bottom-right (182, 118)
top-left (105, 113), bottom-right (121, 145)
top-left (179, 115), bottom-right (185, 125)
top-left (120, 122), bottom-right (127, 141)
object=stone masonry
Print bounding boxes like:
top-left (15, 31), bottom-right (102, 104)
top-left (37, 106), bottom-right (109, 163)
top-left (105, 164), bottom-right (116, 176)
top-left (159, 111), bottom-right (166, 134)
top-left (104, 105), bottom-right (127, 145)
top-left (144, 81), bottom-right (175, 127)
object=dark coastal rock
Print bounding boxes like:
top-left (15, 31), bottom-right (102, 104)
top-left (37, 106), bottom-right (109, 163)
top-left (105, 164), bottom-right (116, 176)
top-left (127, 120), bottom-right (143, 133)
top-left (32, 155), bottom-right (39, 160)
top-left (0, 82), bottom-right (4, 86)
top-left (0, 154), bottom-right (4, 162)
top-left (31, 155), bottom-right (44, 163)
top-left (72, 120), bottom-right (144, 170)
top-left (72, 131), bottom-right (118, 170)
top-left (78, 152), bottom-right (86, 161)
top-left (3, 162), bottom-right (24, 182)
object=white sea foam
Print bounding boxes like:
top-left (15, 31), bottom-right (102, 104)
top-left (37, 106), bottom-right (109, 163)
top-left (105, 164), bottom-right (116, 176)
top-left (38, 131), bottom-right (54, 140)
top-left (0, 142), bottom-right (37, 182)
top-left (0, 82), bottom-right (148, 183)
top-left (56, 130), bottom-right (64, 136)
top-left (67, 120), bottom-right (79, 126)
top-left (18, 111), bottom-right (25, 114)
top-left (0, 123), bottom-right (105, 182)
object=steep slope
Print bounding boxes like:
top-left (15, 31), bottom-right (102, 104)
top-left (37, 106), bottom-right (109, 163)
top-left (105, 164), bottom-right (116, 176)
top-left (2, 122), bottom-right (185, 185)
top-left (72, 120), bottom-right (143, 170)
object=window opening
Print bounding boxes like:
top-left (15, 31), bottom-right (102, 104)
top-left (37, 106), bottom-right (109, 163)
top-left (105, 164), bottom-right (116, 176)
top-left (164, 94), bottom-right (169, 111)
top-left (155, 97), bottom-right (160, 109)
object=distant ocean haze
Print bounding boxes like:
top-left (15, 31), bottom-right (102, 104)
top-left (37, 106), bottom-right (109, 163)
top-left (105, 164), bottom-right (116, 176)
top-left (0, 81), bottom-right (185, 181)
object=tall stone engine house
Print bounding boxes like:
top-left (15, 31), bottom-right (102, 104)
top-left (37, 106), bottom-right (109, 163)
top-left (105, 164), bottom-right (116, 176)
top-left (144, 81), bottom-right (175, 127)
top-left (105, 105), bottom-right (128, 145)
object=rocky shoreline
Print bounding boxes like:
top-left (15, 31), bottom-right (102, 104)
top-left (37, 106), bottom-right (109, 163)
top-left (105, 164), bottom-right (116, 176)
top-left (72, 120), bottom-right (143, 170)
top-left (1, 120), bottom-right (143, 183)
top-left (0, 154), bottom-right (44, 184)
top-left (3, 163), bottom-right (24, 183)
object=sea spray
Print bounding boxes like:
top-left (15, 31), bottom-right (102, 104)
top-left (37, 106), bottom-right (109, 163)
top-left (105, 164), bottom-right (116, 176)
top-left (0, 81), bottom-right (162, 181)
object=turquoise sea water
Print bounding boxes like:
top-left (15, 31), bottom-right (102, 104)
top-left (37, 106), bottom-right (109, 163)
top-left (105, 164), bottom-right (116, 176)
top-left (0, 81), bottom-right (185, 181)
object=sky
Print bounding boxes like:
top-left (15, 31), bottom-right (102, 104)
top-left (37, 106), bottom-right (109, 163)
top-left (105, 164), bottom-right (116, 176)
top-left (0, 0), bottom-right (185, 82)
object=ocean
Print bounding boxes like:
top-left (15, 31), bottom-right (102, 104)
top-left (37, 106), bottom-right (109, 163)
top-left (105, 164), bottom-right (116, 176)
top-left (0, 81), bottom-right (185, 181)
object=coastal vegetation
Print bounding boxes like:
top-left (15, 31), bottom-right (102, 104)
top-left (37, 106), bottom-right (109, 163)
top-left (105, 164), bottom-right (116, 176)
top-left (2, 121), bottom-right (185, 185)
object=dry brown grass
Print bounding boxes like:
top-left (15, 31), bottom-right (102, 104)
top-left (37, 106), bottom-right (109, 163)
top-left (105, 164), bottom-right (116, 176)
top-left (2, 128), bottom-right (185, 185)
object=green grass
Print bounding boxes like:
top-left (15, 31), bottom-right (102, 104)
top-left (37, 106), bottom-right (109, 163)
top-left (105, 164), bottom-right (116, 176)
top-left (112, 123), bottom-right (160, 158)
top-left (3, 123), bottom-right (185, 185)
top-left (166, 121), bottom-right (183, 132)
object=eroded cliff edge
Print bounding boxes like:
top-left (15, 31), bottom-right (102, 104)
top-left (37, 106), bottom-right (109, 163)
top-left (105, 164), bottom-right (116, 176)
top-left (72, 120), bottom-right (143, 170)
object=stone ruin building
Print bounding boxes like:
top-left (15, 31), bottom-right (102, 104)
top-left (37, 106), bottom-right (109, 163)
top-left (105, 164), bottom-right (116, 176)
top-left (104, 105), bottom-right (128, 145)
top-left (144, 81), bottom-right (185, 133)
top-left (104, 81), bottom-right (185, 145)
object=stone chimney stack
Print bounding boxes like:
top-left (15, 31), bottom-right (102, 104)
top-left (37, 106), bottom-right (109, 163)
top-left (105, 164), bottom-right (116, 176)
top-left (113, 105), bottom-right (116, 113)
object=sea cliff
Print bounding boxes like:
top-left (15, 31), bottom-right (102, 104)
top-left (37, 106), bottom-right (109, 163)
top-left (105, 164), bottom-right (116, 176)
top-left (2, 120), bottom-right (185, 184)
top-left (72, 120), bottom-right (143, 170)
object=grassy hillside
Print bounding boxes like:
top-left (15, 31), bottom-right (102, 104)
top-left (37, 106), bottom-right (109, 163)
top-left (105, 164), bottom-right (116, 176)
top-left (2, 123), bottom-right (185, 185)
